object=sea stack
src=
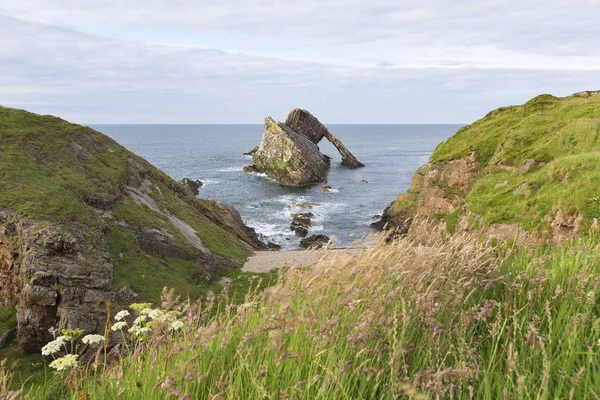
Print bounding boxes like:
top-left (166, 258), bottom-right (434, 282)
top-left (245, 109), bottom-right (364, 187)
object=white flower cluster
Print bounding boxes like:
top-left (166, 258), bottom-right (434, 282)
top-left (148, 309), bottom-right (164, 320)
top-left (170, 321), bottom-right (185, 331)
top-left (114, 310), bottom-right (130, 321)
top-left (41, 336), bottom-right (66, 356)
top-left (128, 325), bottom-right (150, 336)
top-left (111, 321), bottom-right (127, 332)
top-left (81, 334), bottom-right (105, 345)
top-left (49, 354), bottom-right (79, 371)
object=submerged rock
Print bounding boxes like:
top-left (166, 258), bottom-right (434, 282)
top-left (250, 117), bottom-right (330, 186)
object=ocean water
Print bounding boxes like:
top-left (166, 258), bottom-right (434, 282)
top-left (92, 124), bottom-right (460, 249)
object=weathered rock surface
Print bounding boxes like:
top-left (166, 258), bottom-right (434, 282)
top-left (300, 234), bottom-right (331, 249)
top-left (246, 109), bottom-right (364, 186)
top-left (250, 117), bottom-right (330, 186)
top-left (0, 106), bottom-right (265, 353)
top-left (285, 109), bottom-right (365, 168)
top-left (290, 213), bottom-right (314, 237)
top-left (180, 178), bottom-right (203, 195)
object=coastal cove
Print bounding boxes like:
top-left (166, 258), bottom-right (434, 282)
top-left (94, 124), bottom-right (459, 249)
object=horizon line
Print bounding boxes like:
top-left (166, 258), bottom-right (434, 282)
top-left (88, 122), bottom-right (468, 126)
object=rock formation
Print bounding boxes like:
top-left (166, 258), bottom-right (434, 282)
top-left (290, 213), bottom-right (314, 237)
top-left (300, 234), bottom-right (331, 249)
top-left (180, 178), bottom-right (203, 195)
top-left (373, 91), bottom-right (600, 246)
top-left (245, 109), bottom-right (364, 186)
top-left (285, 109), bottom-right (365, 168)
top-left (248, 117), bottom-right (331, 186)
top-left (0, 106), bottom-right (265, 352)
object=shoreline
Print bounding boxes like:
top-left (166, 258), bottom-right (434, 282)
top-left (242, 248), bottom-right (362, 273)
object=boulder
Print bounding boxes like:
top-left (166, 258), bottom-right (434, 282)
top-left (250, 117), bottom-right (330, 186)
top-left (290, 213), bottom-right (314, 237)
top-left (285, 109), bottom-right (365, 168)
top-left (300, 234), bottom-right (331, 250)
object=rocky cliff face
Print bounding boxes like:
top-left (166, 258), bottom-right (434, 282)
top-left (375, 91), bottom-right (600, 246)
top-left (246, 109), bottom-right (364, 186)
top-left (0, 106), bottom-right (265, 352)
top-left (248, 117), bottom-right (331, 186)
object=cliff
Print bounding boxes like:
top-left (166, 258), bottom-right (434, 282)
top-left (375, 90), bottom-right (600, 245)
top-left (0, 106), bottom-right (264, 352)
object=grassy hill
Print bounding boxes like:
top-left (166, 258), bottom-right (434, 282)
top-left (0, 106), bottom-right (269, 382)
top-left (0, 106), bottom-right (265, 303)
top-left (379, 91), bottom-right (600, 239)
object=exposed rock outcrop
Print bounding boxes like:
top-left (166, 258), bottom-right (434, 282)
top-left (0, 106), bottom-right (265, 352)
top-left (290, 213), bottom-right (314, 237)
top-left (245, 109), bottom-right (364, 186)
top-left (249, 117), bottom-right (330, 186)
top-left (300, 234), bottom-right (331, 249)
top-left (180, 178), bottom-right (203, 195)
top-left (285, 108), bottom-right (365, 168)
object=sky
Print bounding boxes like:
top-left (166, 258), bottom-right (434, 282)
top-left (1, 0), bottom-right (599, 124)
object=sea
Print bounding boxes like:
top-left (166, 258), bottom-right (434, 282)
top-left (92, 124), bottom-right (461, 249)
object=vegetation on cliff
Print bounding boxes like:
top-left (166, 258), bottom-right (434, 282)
top-left (377, 91), bottom-right (600, 241)
top-left (0, 106), bottom-right (264, 358)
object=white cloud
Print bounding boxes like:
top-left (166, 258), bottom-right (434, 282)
top-left (0, 2), bottom-right (598, 123)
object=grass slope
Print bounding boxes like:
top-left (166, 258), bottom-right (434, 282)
top-left (14, 235), bottom-right (600, 399)
top-left (0, 106), bottom-right (250, 303)
top-left (430, 92), bottom-right (600, 231)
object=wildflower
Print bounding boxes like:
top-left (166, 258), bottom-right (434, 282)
top-left (41, 336), bottom-right (66, 356)
top-left (111, 321), bottom-right (127, 331)
top-left (49, 354), bottom-right (79, 371)
top-left (82, 334), bottom-right (106, 345)
top-left (140, 308), bottom-right (153, 316)
top-left (133, 315), bottom-right (148, 325)
top-left (170, 321), bottom-right (185, 331)
top-left (128, 325), bottom-right (150, 336)
top-left (114, 310), bottom-right (130, 321)
top-left (148, 309), bottom-right (164, 320)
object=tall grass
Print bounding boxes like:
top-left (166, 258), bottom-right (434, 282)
top-left (16, 233), bottom-right (600, 399)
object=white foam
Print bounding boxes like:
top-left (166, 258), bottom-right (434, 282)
top-left (201, 179), bottom-right (220, 186)
top-left (218, 166), bottom-right (246, 172)
top-left (248, 221), bottom-right (295, 238)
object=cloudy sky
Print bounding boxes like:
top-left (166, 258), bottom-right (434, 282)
top-left (1, 0), bottom-right (599, 123)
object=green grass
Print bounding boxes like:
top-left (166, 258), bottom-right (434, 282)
top-left (431, 94), bottom-right (600, 167)
top-left (0, 106), bottom-right (254, 309)
top-left (388, 93), bottom-right (600, 234)
top-left (17, 234), bottom-right (600, 399)
top-left (0, 306), bottom-right (16, 337)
